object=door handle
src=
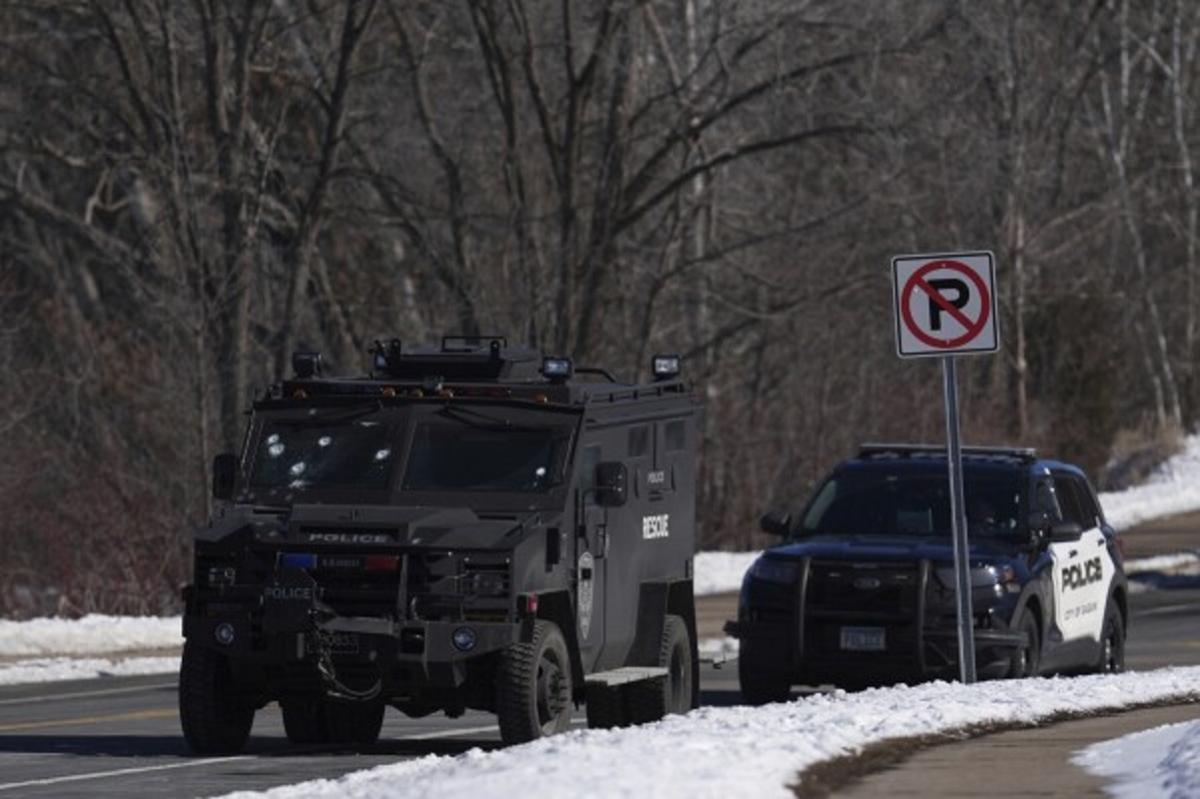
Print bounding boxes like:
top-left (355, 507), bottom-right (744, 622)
top-left (1068, 549), bottom-right (1078, 558)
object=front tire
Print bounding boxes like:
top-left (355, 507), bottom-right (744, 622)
top-left (179, 642), bottom-right (254, 754)
top-left (737, 640), bottom-right (792, 705)
top-left (1094, 604), bottom-right (1126, 674)
top-left (496, 620), bottom-right (573, 744)
top-left (628, 615), bottom-right (694, 723)
top-left (1008, 608), bottom-right (1041, 678)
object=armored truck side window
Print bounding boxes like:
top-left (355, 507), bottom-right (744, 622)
top-left (628, 426), bottom-right (650, 458)
top-left (664, 420), bottom-right (686, 452)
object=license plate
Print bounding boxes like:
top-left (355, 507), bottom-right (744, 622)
top-left (840, 626), bottom-right (885, 651)
top-left (306, 632), bottom-right (359, 655)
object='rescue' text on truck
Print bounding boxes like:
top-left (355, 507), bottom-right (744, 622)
top-left (180, 337), bottom-right (701, 753)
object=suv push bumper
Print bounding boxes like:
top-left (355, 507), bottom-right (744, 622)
top-left (727, 557), bottom-right (1028, 682)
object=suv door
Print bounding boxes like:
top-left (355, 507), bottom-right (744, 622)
top-left (1047, 471), bottom-right (1115, 644)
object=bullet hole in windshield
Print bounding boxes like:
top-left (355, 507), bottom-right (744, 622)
top-left (289, 479), bottom-right (306, 489)
top-left (268, 442), bottom-right (285, 457)
top-left (374, 448), bottom-right (391, 461)
top-left (535, 467), bottom-right (547, 478)
top-left (290, 461), bottom-right (307, 476)
top-left (267, 433), bottom-right (280, 445)
top-left (318, 436), bottom-right (332, 447)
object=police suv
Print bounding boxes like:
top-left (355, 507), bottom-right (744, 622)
top-left (181, 338), bottom-right (700, 752)
top-left (727, 444), bottom-right (1128, 702)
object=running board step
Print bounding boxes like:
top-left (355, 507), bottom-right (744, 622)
top-left (585, 666), bottom-right (668, 687)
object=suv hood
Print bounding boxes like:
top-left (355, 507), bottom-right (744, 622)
top-left (767, 534), bottom-right (1019, 564)
top-left (199, 503), bottom-right (538, 550)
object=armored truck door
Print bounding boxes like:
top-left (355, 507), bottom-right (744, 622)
top-left (575, 443), bottom-right (606, 671)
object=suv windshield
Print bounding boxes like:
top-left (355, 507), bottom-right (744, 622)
top-left (402, 422), bottom-right (572, 492)
top-left (800, 469), bottom-right (1023, 539)
top-left (250, 418), bottom-right (396, 491)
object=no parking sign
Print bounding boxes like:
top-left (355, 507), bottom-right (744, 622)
top-left (892, 251), bottom-right (999, 357)
top-left (889, 249), bottom-right (1001, 687)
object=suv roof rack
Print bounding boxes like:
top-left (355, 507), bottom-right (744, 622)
top-left (857, 443), bottom-right (1038, 463)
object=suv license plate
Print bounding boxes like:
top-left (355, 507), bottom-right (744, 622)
top-left (840, 626), bottom-right (885, 651)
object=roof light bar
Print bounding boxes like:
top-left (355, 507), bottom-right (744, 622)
top-left (652, 354), bottom-right (681, 381)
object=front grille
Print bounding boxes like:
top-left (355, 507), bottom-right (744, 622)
top-left (807, 560), bottom-right (920, 621)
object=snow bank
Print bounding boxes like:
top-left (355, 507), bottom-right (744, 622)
top-left (692, 434), bottom-right (1200, 596)
top-left (0, 656), bottom-right (180, 686)
top-left (1074, 719), bottom-right (1200, 799)
top-left (0, 614), bottom-right (182, 657)
top-left (220, 668), bottom-right (1200, 799)
top-left (1099, 433), bottom-right (1200, 532)
top-left (1125, 552), bottom-right (1200, 576)
top-left (693, 551), bottom-right (757, 596)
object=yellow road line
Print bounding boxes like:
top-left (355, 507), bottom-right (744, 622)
top-left (0, 707), bottom-right (176, 732)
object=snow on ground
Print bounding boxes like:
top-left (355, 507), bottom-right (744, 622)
top-left (1099, 433), bottom-right (1200, 532)
top-left (0, 656), bottom-right (181, 686)
top-left (697, 636), bottom-right (739, 661)
top-left (1074, 718), bottom-right (1200, 798)
top-left (693, 550), bottom-right (758, 596)
top-left (0, 614), bottom-right (182, 658)
top-left (221, 668), bottom-right (1200, 799)
top-left (1125, 552), bottom-right (1200, 576)
top-left (692, 434), bottom-right (1200, 596)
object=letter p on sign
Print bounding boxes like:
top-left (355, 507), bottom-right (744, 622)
top-left (892, 251), bottom-right (999, 358)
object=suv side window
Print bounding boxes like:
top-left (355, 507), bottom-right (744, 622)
top-left (1071, 476), bottom-right (1102, 527)
top-left (1051, 472), bottom-right (1086, 526)
top-left (1034, 478), bottom-right (1063, 521)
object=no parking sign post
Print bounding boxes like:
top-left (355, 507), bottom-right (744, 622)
top-left (891, 251), bottom-right (1000, 685)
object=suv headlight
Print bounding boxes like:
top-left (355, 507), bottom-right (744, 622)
top-left (748, 557), bottom-right (799, 585)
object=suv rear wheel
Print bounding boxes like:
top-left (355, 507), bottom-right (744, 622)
top-left (1094, 604), bottom-right (1125, 674)
top-left (179, 642), bottom-right (255, 754)
top-left (496, 620), bottom-right (573, 744)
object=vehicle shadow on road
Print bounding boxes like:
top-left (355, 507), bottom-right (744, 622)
top-left (0, 734), bottom-right (497, 758)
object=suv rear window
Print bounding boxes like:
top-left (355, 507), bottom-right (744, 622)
top-left (800, 469), bottom-right (1023, 539)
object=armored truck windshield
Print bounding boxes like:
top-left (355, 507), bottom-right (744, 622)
top-left (240, 403), bottom-right (576, 505)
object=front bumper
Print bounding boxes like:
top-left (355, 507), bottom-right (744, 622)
top-left (728, 557), bottom-right (1026, 683)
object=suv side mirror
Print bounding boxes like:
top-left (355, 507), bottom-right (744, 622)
top-left (760, 510), bottom-right (792, 537)
top-left (212, 453), bottom-right (238, 501)
top-left (1049, 521), bottom-right (1083, 543)
top-left (594, 462), bottom-right (627, 507)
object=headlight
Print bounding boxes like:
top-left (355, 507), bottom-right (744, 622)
top-left (748, 557), bottom-right (799, 584)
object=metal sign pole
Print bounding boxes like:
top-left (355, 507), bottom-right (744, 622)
top-left (942, 355), bottom-right (977, 683)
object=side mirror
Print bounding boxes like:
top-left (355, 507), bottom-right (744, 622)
top-left (594, 462), bottom-right (627, 507)
top-left (212, 453), bottom-right (238, 501)
top-left (759, 510), bottom-right (792, 537)
top-left (1049, 521), bottom-right (1083, 542)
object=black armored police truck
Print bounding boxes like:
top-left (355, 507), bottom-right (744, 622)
top-left (180, 337), bottom-right (701, 753)
top-left (728, 444), bottom-right (1128, 702)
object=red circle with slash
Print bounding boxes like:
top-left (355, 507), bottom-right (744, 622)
top-left (900, 260), bottom-right (991, 349)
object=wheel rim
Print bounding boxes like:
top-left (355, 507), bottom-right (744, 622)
top-left (1103, 621), bottom-right (1122, 672)
top-left (536, 651), bottom-right (567, 731)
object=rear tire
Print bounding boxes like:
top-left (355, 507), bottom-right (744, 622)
top-left (1094, 604), bottom-right (1125, 674)
top-left (282, 697), bottom-right (384, 746)
top-left (1008, 608), bottom-right (1041, 678)
top-left (324, 698), bottom-right (385, 745)
top-left (628, 615), bottom-right (694, 724)
top-left (496, 620), bottom-right (573, 745)
top-left (737, 641), bottom-right (792, 706)
top-left (179, 642), bottom-right (254, 755)
top-left (281, 698), bottom-right (327, 744)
